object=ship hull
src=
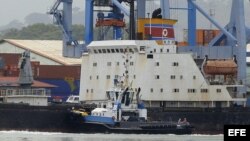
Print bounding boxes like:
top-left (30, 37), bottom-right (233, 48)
top-left (68, 121), bottom-right (193, 134)
top-left (1, 104), bottom-right (250, 134)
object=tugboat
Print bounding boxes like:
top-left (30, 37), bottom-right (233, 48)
top-left (70, 48), bottom-right (194, 134)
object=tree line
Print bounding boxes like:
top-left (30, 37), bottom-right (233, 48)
top-left (0, 23), bottom-right (128, 40)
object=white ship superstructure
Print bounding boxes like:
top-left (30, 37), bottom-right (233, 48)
top-left (79, 40), bottom-right (246, 108)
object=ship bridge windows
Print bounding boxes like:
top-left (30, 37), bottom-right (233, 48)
top-left (111, 49), bottom-right (115, 53)
top-left (188, 89), bottom-right (196, 93)
top-left (98, 49), bottom-right (102, 53)
top-left (94, 49), bottom-right (98, 53)
top-left (201, 89), bottom-right (208, 93)
top-left (172, 62), bottom-right (179, 66)
top-left (102, 49), bottom-right (106, 53)
top-left (129, 48), bottom-right (134, 53)
top-left (170, 75), bottom-right (176, 79)
top-left (115, 49), bottom-right (119, 53)
top-left (216, 89), bottom-right (221, 93)
top-left (107, 49), bottom-right (111, 53)
top-left (120, 48), bottom-right (124, 53)
top-left (173, 88), bottom-right (179, 93)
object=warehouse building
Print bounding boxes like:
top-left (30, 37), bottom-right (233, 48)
top-left (0, 39), bottom-right (82, 102)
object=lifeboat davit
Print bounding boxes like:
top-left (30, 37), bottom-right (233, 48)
top-left (203, 60), bottom-right (237, 75)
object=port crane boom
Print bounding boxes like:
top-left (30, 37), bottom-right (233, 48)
top-left (48, 0), bottom-right (84, 58)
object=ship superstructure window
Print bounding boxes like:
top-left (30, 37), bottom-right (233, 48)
top-left (107, 62), bottom-right (111, 66)
top-left (90, 76), bottom-right (92, 80)
top-left (116, 62), bottom-right (119, 66)
top-left (180, 75), bottom-right (183, 79)
top-left (167, 49), bottom-right (169, 52)
top-left (160, 88), bottom-right (163, 93)
top-left (120, 48), bottom-right (124, 53)
top-left (173, 89), bottom-right (179, 93)
top-left (106, 75), bottom-right (110, 79)
top-left (129, 48), bottom-right (133, 53)
top-left (111, 49), bottom-right (115, 53)
top-left (98, 49), bottom-right (102, 53)
top-left (130, 62), bottom-right (134, 66)
top-left (172, 62), bottom-right (179, 66)
top-left (147, 54), bottom-right (153, 59)
top-left (115, 49), bottom-right (119, 53)
top-left (140, 46), bottom-right (145, 52)
top-left (93, 62), bottom-right (97, 67)
top-left (170, 75), bottom-right (176, 79)
top-left (193, 76), bottom-right (196, 79)
top-left (94, 50), bottom-right (98, 53)
top-left (155, 62), bottom-right (159, 66)
top-left (201, 89), bottom-right (208, 93)
top-left (96, 75), bottom-right (99, 79)
top-left (150, 88), bottom-right (153, 93)
top-left (102, 49), bottom-right (106, 53)
top-left (91, 89), bottom-right (93, 93)
top-left (216, 89), bottom-right (221, 93)
top-left (155, 75), bottom-right (160, 79)
top-left (86, 89), bottom-right (89, 93)
top-left (160, 49), bottom-right (163, 53)
top-left (107, 49), bottom-right (111, 53)
top-left (188, 89), bottom-right (196, 93)
top-left (133, 75), bottom-right (136, 79)
top-left (154, 49), bottom-right (156, 52)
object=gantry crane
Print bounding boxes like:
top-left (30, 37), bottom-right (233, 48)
top-left (48, 0), bottom-right (83, 58)
top-left (49, 0), bottom-right (249, 100)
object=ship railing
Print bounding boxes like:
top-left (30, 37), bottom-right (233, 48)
top-left (0, 88), bottom-right (51, 97)
top-left (228, 92), bottom-right (246, 99)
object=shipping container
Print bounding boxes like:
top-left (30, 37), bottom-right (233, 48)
top-left (37, 79), bottom-right (80, 102)
top-left (35, 65), bottom-right (81, 79)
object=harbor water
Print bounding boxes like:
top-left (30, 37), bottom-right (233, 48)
top-left (0, 131), bottom-right (223, 141)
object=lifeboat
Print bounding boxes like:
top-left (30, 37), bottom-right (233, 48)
top-left (203, 60), bottom-right (237, 75)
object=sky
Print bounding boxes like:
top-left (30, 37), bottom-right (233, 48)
top-left (0, 0), bottom-right (250, 41)
top-left (0, 0), bottom-right (85, 26)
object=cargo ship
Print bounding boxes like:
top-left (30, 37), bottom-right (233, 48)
top-left (70, 49), bottom-right (194, 134)
top-left (1, 0), bottom-right (250, 135)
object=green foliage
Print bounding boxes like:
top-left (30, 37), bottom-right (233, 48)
top-left (1, 23), bottom-right (129, 41)
top-left (1, 23), bottom-right (85, 40)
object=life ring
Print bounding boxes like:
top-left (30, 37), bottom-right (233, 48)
top-left (162, 29), bottom-right (168, 37)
